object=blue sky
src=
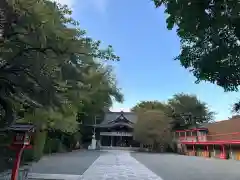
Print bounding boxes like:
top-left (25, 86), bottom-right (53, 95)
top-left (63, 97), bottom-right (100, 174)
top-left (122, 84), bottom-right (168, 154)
top-left (61, 0), bottom-right (240, 120)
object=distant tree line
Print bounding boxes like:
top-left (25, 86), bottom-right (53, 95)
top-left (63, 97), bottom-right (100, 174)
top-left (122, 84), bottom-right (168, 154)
top-left (132, 93), bottom-right (215, 152)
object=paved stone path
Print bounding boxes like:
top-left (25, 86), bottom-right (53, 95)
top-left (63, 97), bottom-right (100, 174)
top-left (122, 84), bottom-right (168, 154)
top-left (28, 150), bottom-right (163, 180)
top-left (28, 150), bottom-right (240, 180)
top-left (81, 150), bottom-right (163, 180)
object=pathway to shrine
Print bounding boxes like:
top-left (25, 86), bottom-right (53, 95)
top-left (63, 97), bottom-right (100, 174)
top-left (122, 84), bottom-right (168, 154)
top-left (29, 150), bottom-right (162, 180)
top-left (28, 150), bottom-right (240, 180)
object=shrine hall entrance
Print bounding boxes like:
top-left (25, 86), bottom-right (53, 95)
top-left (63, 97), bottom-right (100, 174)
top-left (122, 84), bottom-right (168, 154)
top-left (100, 133), bottom-right (133, 147)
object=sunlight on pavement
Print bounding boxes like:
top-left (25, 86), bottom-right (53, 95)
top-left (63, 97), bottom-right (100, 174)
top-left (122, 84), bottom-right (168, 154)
top-left (81, 150), bottom-right (163, 180)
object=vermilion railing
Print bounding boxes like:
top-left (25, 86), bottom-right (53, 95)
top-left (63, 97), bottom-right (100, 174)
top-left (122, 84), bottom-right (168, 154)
top-left (176, 132), bottom-right (240, 144)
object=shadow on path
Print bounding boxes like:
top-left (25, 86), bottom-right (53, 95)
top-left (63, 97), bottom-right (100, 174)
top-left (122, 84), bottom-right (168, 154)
top-left (29, 150), bottom-right (103, 175)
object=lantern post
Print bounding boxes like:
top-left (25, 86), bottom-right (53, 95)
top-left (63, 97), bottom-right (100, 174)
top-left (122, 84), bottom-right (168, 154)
top-left (8, 123), bottom-right (35, 180)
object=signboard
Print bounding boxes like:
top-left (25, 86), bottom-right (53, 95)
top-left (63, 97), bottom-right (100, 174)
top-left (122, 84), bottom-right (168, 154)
top-left (100, 132), bottom-right (133, 137)
top-left (14, 133), bottom-right (25, 144)
top-left (13, 133), bottom-right (31, 145)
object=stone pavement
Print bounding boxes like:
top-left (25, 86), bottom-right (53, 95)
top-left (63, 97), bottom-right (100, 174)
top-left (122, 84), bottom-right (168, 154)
top-left (28, 150), bottom-right (163, 180)
top-left (27, 150), bottom-right (240, 180)
top-left (132, 152), bottom-right (240, 180)
top-left (81, 150), bottom-right (163, 180)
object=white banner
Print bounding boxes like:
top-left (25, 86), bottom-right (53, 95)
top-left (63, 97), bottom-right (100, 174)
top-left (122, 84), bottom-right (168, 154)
top-left (100, 132), bottom-right (133, 137)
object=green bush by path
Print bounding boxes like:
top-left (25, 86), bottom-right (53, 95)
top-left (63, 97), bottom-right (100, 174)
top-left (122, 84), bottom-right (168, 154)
top-left (33, 131), bottom-right (47, 161)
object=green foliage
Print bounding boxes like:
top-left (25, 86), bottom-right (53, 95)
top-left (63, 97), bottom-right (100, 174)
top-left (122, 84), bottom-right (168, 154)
top-left (0, 0), bottom-right (123, 162)
top-left (168, 93), bottom-right (215, 124)
top-left (132, 93), bottom-right (215, 130)
top-left (0, 0), bottom-right (122, 130)
top-left (152, 0), bottom-right (240, 91)
top-left (33, 130), bottom-right (47, 161)
top-left (22, 107), bottom-right (79, 133)
top-left (134, 110), bottom-right (172, 151)
top-left (1, 0), bottom-right (123, 128)
top-left (22, 149), bottom-right (35, 162)
top-left (132, 94), bottom-right (214, 151)
top-left (131, 101), bottom-right (168, 112)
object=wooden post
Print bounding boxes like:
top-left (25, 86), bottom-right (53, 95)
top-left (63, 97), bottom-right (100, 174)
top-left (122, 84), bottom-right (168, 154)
top-left (193, 144), bottom-right (195, 156)
top-left (222, 145), bottom-right (225, 158)
top-left (111, 136), bottom-right (113, 147)
top-left (100, 136), bottom-right (102, 146)
top-left (213, 145), bottom-right (215, 157)
top-left (230, 144), bottom-right (233, 160)
top-left (11, 145), bottom-right (25, 180)
top-left (220, 145), bottom-right (226, 159)
top-left (206, 145), bottom-right (209, 157)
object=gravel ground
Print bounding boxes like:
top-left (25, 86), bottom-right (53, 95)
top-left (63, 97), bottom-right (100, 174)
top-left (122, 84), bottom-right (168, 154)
top-left (131, 152), bottom-right (240, 180)
top-left (29, 150), bottom-right (103, 175)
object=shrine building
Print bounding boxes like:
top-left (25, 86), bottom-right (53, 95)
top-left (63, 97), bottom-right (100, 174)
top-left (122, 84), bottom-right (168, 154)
top-left (95, 111), bottom-right (139, 147)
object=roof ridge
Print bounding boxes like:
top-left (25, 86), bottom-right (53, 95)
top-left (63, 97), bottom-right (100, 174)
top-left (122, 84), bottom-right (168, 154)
top-left (212, 118), bottom-right (239, 124)
top-left (108, 111), bottom-right (135, 114)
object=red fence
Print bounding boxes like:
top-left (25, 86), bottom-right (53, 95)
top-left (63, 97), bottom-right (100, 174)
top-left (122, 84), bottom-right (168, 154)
top-left (176, 132), bottom-right (240, 145)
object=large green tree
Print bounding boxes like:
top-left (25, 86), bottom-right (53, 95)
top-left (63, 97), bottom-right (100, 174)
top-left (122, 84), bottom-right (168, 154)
top-left (152, 0), bottom-right (240, 92)
top-left (0, 0), bottom-right (123, 162)
top-left (167, 93), bottom-right (215, 129)
top-left (132, 93), bottom-right (214, 130)
top-left (0, 0), bottom-right (121, 127)
top-left (134, 110), bottom-right (173, 152)
top-left (153, 0), bottom-right (240, 112)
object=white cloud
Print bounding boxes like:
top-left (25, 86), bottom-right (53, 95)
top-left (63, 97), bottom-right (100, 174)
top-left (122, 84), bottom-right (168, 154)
top-left (52, 0), bottom-right (76, 9)
top-left (52, 0), bottom-right (108, 14)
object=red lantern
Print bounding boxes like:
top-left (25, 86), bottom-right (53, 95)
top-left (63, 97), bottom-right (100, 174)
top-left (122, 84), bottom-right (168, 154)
top-left (8, 123), bottom-right (35, 180)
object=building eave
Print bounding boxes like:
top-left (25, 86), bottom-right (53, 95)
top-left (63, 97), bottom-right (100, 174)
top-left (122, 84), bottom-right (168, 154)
top-left (181, 140), bottom-right (240, 145)
top-left (95, 122), bottom-right (133, 128)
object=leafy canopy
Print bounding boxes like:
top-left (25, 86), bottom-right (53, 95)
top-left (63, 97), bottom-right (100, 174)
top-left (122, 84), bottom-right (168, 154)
top-left (132, 93), bottom-right (215, 130)
top-left (0, 0), bottom-right (123, 132)
top-left (134, 110), bottom-right (172, 146)
top-left (152, 0), bottom-right (240, 92)
top-left (131, 101), bottom-right (168, 112)
top-left (168, 93), bottom-right (215, 123)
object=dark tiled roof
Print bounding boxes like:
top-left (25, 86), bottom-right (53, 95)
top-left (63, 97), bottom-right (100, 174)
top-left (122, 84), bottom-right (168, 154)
top-left (7, 123), bottom-right (35, 132)
top-left (99, 111), bottom-right (138, 126)
top-left (97, 122), bottom-right (134, 128)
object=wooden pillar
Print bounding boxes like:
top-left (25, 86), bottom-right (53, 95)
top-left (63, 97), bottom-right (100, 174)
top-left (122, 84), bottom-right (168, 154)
top-left (230, 144), bottom-right (233, 160)
top-left (222, 145), bottom-right (225, 156)
top-left (190, 131), bottom-right (193, 142)
top-left (111, 136), bottom-right (113, 147)
top-left (100, 136), bottom-right (102, 146)
top-left (213, 145), bottom-right (216, 157)
top-left (193, 144), bottom-right (195, 156)
top-left (220, 145), bottom-right (226, 159)
top-left (120, 136), bottom-right (122, 146)
top-left (206, 145), bottom-right (209, 158)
